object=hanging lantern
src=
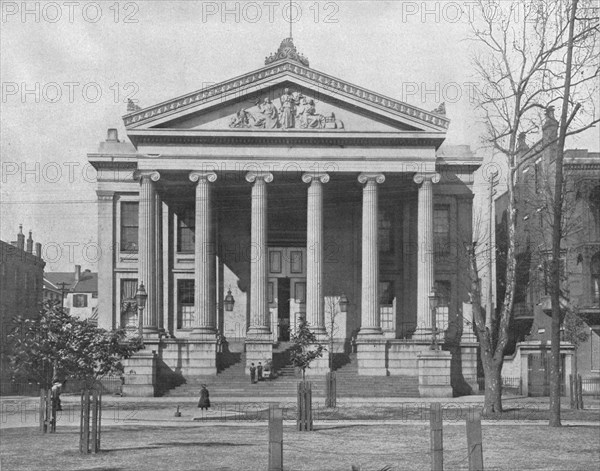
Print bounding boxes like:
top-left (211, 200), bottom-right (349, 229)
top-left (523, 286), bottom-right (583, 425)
top-left (339, 294), bottom-right (349, 313)
top-left (224, 288), bottom-right (235, 312)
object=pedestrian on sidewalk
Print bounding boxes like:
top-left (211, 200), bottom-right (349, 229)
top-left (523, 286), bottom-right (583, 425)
top-left (197, 384), bottom-right (210, 410)
top-left (257, 362), bottom-right (263, 381)
top-left (250, 363), bottom-right (257, 384)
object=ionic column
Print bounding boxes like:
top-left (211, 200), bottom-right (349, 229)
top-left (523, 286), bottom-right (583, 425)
top-left (302, 172), bottom-right (329, 337)
top-left (358, 173), bottom-right (385, 337)
top-left (189, 171), bottom-right (218, 337)
top-left (246, 172), bottom-right (273, 340)
top-left (138, 170), bottom-right (160, 335)
top-left (413, 172), bottom-right (440, 339)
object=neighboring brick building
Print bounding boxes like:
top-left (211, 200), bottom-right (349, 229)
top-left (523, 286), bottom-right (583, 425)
top-left (0, 225), bottom-right (45, 385)
top-left (496, 107), bottom-right (600, 394)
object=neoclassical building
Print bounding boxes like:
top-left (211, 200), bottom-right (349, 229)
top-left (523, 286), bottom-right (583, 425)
top-left (89, 39), bottom-right (481, 395)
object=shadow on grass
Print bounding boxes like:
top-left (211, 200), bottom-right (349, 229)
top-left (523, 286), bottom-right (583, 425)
top-left (102, 441), bottom-right (254, 453)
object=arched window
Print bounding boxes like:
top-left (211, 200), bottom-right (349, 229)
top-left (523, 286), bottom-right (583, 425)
top-left (592, 252), bottom-right (600, 305)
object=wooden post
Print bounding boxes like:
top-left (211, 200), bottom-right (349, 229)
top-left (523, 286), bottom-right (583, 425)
top-left (578, 375), bottom-right (584, 410)
top-left (430, 403), bottom-right (443, 471)
top-left (39, 389), bottom-right (45, 433)
top-left (466, 411), bottom-right (484, 471)
top-left (569, 375), bottom-right (574, 409)
top-left (97, 389), bottom-right (102, 450)
top-left (268, 407), bottom-right (283, 471)
top-left (325, 372), bottom-right (337, 408)
top-left (82, 389), bottom-right (90, 454)
top-left (297, 382), bottom-right (313, 432)
top-left (79, 391), bottom-right (84, 454)
top-left (91, 389), bottom-right (98, 453)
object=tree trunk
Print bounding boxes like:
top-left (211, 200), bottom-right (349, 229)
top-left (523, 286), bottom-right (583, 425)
top-left (549, 310), bottom-right (562, 426)
top-left (482, 359), bottom-right (502, 415)
top-left (549, 0), bottom-right (579, 428)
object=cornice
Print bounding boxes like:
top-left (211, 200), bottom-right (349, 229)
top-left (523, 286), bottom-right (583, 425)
top-left (128, 131), bottom-right (445, 149)
top-left (122, 60), bottom-right (450, 131)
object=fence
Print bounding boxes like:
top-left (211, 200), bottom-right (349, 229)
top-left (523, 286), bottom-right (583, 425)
top-left (581, 377), bottom-right (600, 398)
top-left (0, 376), bottom-right (122, 397)
top-left (477, 376), bottom-right (523, 395)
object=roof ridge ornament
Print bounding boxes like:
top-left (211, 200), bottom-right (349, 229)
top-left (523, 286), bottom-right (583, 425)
top-left (265, 37), bottom-right (309, 67)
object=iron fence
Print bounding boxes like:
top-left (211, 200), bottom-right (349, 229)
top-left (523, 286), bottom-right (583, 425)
top-left (477, 376), bottom-right (523, 395)
top-left (0, 375), bottom-right (123, 397)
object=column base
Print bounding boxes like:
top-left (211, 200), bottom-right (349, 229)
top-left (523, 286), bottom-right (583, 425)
top-left (417, 350), bottom-right (453, 398)
top-left (412, 327), bottom-right (434, 341)
top-left (122, 350), bottom-right (157, 397)
top-left (356, 337), bottom-right (387, 376)
top-left (245, 340), bottom-right (273, 375)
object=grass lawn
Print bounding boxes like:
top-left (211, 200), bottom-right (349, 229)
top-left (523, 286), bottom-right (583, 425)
top-left (1, 423), bottom-right (598, 471)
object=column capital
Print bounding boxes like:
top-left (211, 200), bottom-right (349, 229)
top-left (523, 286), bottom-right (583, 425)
top-left (302, 172), bottom-right (330, 184)
top-left (358, 173), bottom-right (385, 185)
top-left (189, 171), bottom-right (217, 183)
top-left (413, 172), bottom-right (440, 185)
top-left (245, 171), bottom-right (273, 183)
top-left (135, 170), bottom-right (161, 182)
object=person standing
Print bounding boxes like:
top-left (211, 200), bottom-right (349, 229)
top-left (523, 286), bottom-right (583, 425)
top-left (250, 363), bottom-right (257, 384)
top-left (197, 384), bottom-right (210, 410)
top-left (257, 362), bottom-right (263, 382)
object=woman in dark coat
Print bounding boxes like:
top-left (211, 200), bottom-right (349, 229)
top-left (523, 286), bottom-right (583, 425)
top-left (198, 385), bottom-right (210, 410)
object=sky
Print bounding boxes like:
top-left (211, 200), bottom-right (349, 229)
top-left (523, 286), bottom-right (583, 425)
top-left (1, 0), bottom-right (598, 272)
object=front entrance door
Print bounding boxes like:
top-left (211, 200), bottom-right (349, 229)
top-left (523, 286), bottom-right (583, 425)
top-left (277, 278), bottom-right (291, 341)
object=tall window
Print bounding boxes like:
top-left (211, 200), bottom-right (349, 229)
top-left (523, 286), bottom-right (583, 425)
top-left (433, 206), bottom-right (450, 255)
top-left (592, 252), bottom-right (600, 305)
top-left (434, 280), bottom-right (451, 331)
top-left (177, 207), bottom-right (195, 253)
top-left (120, 279), bottom-right (138, 330)
top-left (120, 202), bottom-right (139, 252)
top-left (378, 208), bottom-right (393, 253)
top-left (177, 280), bottom-right (195, 329)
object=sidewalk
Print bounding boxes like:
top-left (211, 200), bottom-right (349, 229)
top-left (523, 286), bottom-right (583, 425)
top-left (2, 393), bottom-right (598, 430)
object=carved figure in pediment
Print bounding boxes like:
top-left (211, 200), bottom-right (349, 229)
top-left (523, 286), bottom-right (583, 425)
top-left (297, 98), bottom-right (325, 129)
top-left (256, 98), bottom-right (280, 129)
top-left (279, 88), bottom-right (298, 129)
top-left (229, 108), bottom-right (265, 129)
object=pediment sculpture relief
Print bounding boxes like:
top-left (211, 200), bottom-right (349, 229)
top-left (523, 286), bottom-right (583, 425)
top-left (229, 88), bottom-right (344, 130)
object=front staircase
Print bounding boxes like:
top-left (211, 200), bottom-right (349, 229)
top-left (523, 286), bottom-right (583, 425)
top-left (163, 349), bottom-right (419, 398)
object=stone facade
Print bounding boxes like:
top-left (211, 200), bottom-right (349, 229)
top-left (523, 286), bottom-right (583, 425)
top-left (89, 40), bottom-right (481, 395)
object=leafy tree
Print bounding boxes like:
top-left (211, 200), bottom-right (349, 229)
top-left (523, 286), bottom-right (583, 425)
top-left (289, 316), bottom-right (326, 381)
top-left (8, 302), bottom-right (143, 390)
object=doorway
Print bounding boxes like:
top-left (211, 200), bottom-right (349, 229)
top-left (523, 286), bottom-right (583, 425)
top-left (277, 278), bottom-right (291, 341)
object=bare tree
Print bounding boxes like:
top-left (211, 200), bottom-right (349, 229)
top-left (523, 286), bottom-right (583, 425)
top-left (467, 0), bottom-right (599, 415)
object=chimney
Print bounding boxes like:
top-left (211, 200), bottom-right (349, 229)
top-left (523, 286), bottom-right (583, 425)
top-left (107, 128), bottom-right (119, 142)
top-left (26, 230), bottom-right (33, 253)
top-left (17, 225), bottom-right (25, 251)
top-left (542, 106), bottom-right (559, 146)
top-left (35, 242), bottom-right (42, 258)
top-left (75, 264), bottom-right (81, 282)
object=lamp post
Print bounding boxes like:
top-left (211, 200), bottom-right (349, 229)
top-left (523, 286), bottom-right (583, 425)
top-left (135, 283), bottom-right (147, 340)
top-left (429, 291), bottom-right (439, 350)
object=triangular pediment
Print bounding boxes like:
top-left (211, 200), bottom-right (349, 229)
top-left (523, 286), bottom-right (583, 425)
top-left (123, 60), bottom-right (449, 135)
